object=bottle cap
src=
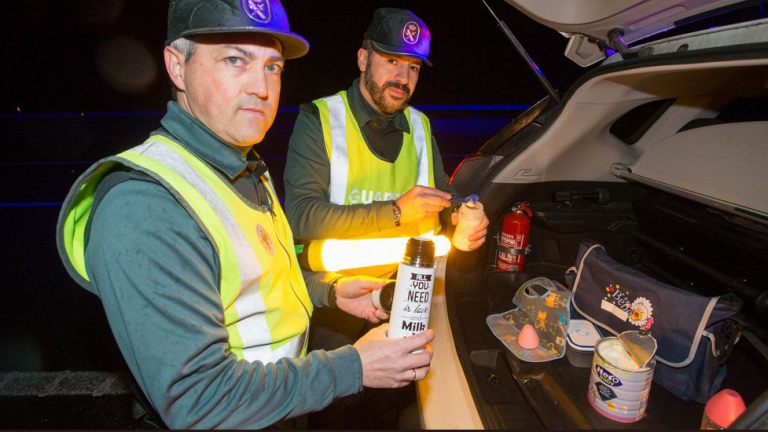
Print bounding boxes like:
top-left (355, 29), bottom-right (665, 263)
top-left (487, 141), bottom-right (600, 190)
top-left (704, 389), bottom-right (747, 428)
top-left (404, 237), bottom-right (435, 267)
top-left (372, 280), bottom-right (396, 313)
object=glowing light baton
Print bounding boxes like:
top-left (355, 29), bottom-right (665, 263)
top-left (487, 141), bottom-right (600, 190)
top-left (296, 235), bottom-right (451, 272)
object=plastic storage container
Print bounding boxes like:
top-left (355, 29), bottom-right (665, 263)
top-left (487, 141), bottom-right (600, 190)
top-left (566, 319), bottom-right (602, 368)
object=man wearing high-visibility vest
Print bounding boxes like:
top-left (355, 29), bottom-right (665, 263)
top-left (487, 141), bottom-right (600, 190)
top-left (56, 0), bottom-right (434, 429)
top-left (285, 8), bottom-right (489, 268)
top-left (283, 7), bottom-right (490, 428)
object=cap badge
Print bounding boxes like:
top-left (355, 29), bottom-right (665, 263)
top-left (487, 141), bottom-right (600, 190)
top-left (242, 0), bottom-right (272, 24)
top-left (402, 21), bottom-right (420, 45)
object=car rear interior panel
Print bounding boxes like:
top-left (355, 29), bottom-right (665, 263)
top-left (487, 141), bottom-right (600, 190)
top-left (445, 49), bottom-right (768, 429)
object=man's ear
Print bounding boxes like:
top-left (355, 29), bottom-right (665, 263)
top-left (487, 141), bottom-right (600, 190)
top-left (357, 48), bottom-right (368, 73)
top-left (164, 45), bottom-right (186, 92)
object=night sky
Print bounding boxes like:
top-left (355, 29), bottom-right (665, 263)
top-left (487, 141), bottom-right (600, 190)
top-left (6, 0), bottom-right (587, 114)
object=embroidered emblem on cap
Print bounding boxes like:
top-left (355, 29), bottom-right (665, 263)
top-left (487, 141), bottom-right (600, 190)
top-left (402, 21), bottom-right (420, 45)
top-left (242, 0), bottom-right (272, 24)
top-left (256, 224), bottom-right (275, 255)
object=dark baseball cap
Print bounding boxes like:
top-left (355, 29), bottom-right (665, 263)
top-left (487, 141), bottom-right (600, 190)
top-left (166, 0), bottom-right (309, 59)
top-left (364, 8), bottom-right (432, 66)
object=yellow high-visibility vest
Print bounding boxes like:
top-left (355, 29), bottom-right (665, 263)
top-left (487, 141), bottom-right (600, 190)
top-left (58, 135), bottom-right (312, 363)
top-left (314, 91), bottom-right (441, 244)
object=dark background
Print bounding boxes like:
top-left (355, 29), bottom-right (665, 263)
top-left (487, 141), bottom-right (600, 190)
top-left (4, 0), bottom-right (584, 114)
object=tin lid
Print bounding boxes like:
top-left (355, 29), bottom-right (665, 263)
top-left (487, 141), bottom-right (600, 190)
top-left (567, 319), bottom-right (601, 351)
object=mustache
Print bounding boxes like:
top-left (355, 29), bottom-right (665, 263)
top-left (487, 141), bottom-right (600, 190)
top-left (383, 81), bottom-right (410, 96)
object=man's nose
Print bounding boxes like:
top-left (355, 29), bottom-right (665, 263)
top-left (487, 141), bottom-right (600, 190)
top-left (246, 68), bottom-right (269, 99)
top-left (394, 63), bottom-right (410, 84)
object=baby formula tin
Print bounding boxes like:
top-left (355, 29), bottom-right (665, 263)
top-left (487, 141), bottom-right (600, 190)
top-left (588, 337), bottom-right (655, 423)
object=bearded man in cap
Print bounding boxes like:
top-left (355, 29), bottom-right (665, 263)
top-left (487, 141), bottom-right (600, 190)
top-left (284, 6), bottom-right (490, 362)
top-left (56, 0), bottom-right (434, 429)
top-left (283, 7), bottom-right (489, 428)
top-left (284, 7), bottom-right (489, 278)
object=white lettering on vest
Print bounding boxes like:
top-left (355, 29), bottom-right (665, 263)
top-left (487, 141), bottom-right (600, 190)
top-left (348, 189), bottom-right (400, 204)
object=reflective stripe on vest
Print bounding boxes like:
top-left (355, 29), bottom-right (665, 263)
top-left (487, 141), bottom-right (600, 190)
top-left (325, 95), bottom-right (349, 205)
top-left (408, 106), bottom-right (430, 189)
top-left (318, 92), bottom-right (435, 207)
top-left (58, 136), bottom-right (311, 364)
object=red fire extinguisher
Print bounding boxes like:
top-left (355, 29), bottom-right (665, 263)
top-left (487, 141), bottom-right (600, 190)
top-left (496, 201), bottom-right (533, 272)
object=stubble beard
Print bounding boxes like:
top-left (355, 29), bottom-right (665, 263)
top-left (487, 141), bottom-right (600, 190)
top-left (363, 66), bottom-right (411, 115)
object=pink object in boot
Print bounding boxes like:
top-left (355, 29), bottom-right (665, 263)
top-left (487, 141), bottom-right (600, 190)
top-left (701, 389), bottom-right (746, 429)
top-left (518, 324), bottom-right (540, 350)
